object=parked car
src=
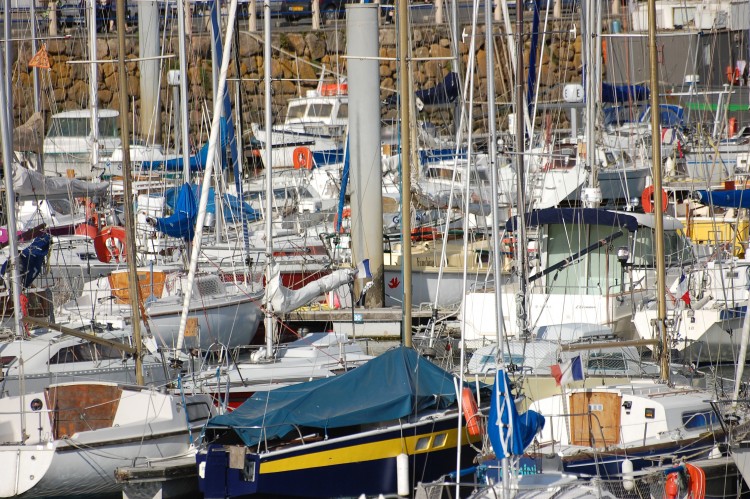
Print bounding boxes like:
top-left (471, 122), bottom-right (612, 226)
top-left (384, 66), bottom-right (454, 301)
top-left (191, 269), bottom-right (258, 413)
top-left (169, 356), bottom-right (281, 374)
top-left (57, 0), bottom-right (137, 31)
top-left (280, 0), bottom-right (354, 23)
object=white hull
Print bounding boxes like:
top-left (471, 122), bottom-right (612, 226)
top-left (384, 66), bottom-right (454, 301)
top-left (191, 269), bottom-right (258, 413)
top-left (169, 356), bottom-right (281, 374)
top-left (0, 382), bottom-right (213, 498)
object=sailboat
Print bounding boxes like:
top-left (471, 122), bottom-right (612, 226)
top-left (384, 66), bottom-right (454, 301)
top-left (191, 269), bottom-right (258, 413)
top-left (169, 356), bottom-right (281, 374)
top-left (0, 6), bottom-right (218, 496)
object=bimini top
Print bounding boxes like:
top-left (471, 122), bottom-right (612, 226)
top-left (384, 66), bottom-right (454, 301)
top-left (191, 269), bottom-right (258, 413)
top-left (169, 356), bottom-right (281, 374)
top-left (205, 346), bottom-right (462, 447)
top-left (505, 208), bottom-right (683, 232)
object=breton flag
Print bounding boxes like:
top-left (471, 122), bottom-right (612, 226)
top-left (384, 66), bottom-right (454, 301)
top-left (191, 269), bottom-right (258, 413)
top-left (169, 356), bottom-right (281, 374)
top-left (670, 272), bottom-right (691, 307)
top-left (550, 355), bottom-right (585, 387)
top-left (356, 259), bottom-right (372, 279)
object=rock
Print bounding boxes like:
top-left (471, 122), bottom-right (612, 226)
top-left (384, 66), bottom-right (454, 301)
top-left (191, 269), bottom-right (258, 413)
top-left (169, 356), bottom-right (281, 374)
top-left (305, 33), bottom-right (326, 60)
top-left (285, 33), bottom-right (306, 56)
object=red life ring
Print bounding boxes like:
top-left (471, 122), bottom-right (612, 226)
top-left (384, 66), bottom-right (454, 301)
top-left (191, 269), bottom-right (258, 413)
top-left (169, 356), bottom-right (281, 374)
top-left (292, 146), bottom-right (313, 170)
top-left (462, 387), bottom-right (482, 437)
top-left (94, 226), bottom-right (127, 263)
top-left (665, 463), bottom-right (705, 499)
top-left (74, 223), bottom-right (99, 239)
top-left (641, 185), bottom-right (668, 213)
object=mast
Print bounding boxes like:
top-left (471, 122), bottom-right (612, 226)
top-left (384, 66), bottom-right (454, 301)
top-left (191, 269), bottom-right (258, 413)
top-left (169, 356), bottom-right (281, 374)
top-left (176, 0), bottom-right (191, 183)
top-left (514, 0), bottom-right (529, 339)
top-left (88, 0), bottom-right (100, 172)
top-left (116, 0), bottom-right (145, 386)
top-left (0, 31), bottom-right (28, 443)
top-left (646, 0), bottom-right (668, 383)
top-left (485, 0), bottom-right (510, 492)
top-left (263, 0), bottom-right (274, 356)
top-left (30, 0), bottom-right (43, 174)
top-left (175, 0), bottom-right (240, 351)
top-left (397, 0), bottom-right (412, 347)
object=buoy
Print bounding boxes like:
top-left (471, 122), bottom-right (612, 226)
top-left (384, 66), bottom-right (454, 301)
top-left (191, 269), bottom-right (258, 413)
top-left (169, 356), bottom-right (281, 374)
top-left (74, 223), bottom-right (98, 239)
top-left (622, 458), bottom-right (634, 492)
top-left (292, 146), bottom-right (313, 170)
top-left (729, 117), bottom-right (738, 137)
top-left (396, 453), bottom-right (409, 497)
top-left (685, 463), bottom-right (706, 499)
top-left (93, 226), bottom-right (127, 263)
top-left (462, 387), bottom-right (482, 437)
top-left (641, 185), bottom-right (668, 213)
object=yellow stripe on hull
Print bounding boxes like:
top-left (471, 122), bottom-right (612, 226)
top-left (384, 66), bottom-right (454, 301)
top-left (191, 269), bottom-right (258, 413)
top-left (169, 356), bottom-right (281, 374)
top-left (261, 427), bottom-right (480, 474)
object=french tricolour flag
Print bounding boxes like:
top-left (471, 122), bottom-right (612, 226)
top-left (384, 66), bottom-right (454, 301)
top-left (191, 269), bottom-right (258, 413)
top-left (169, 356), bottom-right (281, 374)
top-left (356, 259), bottom-right (372, 279)
top-left (670, 272), bottom-right (691, 307)
top-left (550, 355), bottom-right (585, 387)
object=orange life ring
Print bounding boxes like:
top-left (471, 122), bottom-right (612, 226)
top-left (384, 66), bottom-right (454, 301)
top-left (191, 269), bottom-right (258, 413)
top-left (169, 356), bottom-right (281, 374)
top-left (292, 146), bottom-right (313, 170)
top-left (641, 185), bottom-right (668, 213)
top-left (462, 387), bottom-right (482, 437)
top-left (94, 226), bottom-right (127, 263)
top-left (84, 199), bottom-right (99, 227)
top-left (74, 223), bottom-right (98, 239)
top-left (665, 464), bottom-right (705, 499)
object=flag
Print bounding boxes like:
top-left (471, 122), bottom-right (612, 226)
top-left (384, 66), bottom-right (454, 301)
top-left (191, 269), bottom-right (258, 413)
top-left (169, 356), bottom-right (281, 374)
top-left (356, 259), bottom-right (372, 279)
top-left (669, 272), bottom-right (691, 307)
top-left (28, 44), bottom-right (50, 70)
top-left (550, 355), bottom-right (584, 387)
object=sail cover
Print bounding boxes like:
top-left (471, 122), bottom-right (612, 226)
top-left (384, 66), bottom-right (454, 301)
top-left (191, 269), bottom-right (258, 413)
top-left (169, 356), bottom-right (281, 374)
top-left (205, 346), bottom-right (462, 446)
top-left (265, 263), bottom-right (354, 314)
top-left (601, 82), bottom-right (650, 103)
top-left (384, 72), bottom-right (459, 108)
top-left (488, 370), bottom-right (545, 457)
top-left (506, 208), bottom-right (639, 232)
top-left (153, 183), bottom-right (198, 241)
top-left (13, 165), bottom-right (108, 200)
top-left (694, 189), bottom-right (750, 209)
top-left (1, 234), bottom-right (52, 288)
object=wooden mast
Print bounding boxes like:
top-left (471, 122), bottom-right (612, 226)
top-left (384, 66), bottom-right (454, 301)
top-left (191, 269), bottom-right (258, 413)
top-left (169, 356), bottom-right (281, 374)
top-left (646, 0), bottom-right (669, 383)
top-left (115, 0), bottom-right (144, 386)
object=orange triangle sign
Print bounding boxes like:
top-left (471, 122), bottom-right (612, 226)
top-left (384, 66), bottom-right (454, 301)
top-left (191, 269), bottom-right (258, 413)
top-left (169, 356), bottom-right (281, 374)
top-left (28, 44), bottom-right (50, 70)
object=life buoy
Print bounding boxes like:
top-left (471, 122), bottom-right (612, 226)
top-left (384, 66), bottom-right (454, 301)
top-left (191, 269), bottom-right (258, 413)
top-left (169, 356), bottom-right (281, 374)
top-left (665, 464), bottom-right (705, 499)
top-left (411, 227), bottom-right (440, 242)
top-left (74, 223), bottom-right (99, 239)
top-left (332, 208), bottom-right (350, 234)
top-left (641, 185), bottom-right (668, 213)
top-left (94, 226), bottom-right (127, 263)
top-left (292, 146), bottom-right (313, 170)
top-left (462, 387), bottom-right (482, 437)
top-left (501, 237), bottom-right (516, 256)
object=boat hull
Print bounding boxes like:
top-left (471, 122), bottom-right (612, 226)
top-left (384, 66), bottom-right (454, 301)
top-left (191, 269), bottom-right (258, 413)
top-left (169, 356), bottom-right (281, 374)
top-left (198, 415), bottom-right (478, 498)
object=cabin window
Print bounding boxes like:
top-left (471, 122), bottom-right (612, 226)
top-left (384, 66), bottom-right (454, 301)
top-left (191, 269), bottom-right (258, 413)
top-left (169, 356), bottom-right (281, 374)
top-left (307, 103), bottom-right (333, 119)
top-left (47, 199), bottom-right (73, 216)
top-left (415, 436), bottom-right (431, 451)
top-left (587, 354), bottom-right (626, 373)
top-left (631, 229), bottom-right (693, 267)
top-left (49, 342), bottom-right (124, 364)
top-left (682, 410), bottom-right (718, 430)
top-left (544, 223), bottom-right (626, 295)
top-left (47, 118), bottom-right (90, 138)
top-left (337, 103), bottom-right (348, 119)
top-left (287, 104), bottom-right (306, 120)
top-left (99, 117), bottom-right (120, 138)
top-left (0, 355), bottom-right (17, 366)
top-left (433, 433), bottom-right (448, 448)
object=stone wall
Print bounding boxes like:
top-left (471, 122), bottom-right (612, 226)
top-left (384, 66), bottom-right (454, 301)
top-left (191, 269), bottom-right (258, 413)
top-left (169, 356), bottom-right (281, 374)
top-left (10, 22), bottom-right (585, 145)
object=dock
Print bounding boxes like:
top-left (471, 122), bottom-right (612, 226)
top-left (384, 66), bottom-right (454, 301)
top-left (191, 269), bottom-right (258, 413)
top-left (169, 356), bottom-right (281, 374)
top-left (115, 455), bottom-right (200, 499)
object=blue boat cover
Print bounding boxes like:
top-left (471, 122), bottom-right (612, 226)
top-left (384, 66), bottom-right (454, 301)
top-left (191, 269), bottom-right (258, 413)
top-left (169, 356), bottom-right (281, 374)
top-left (505, 208), bottom-right (639, 232)
top-left (1, 233), bottom-right (51, 288)
top-left (384, 72), bottom-right (459, 107)
top-left (154, 183), bottom-right (198, 241)
top-left (488, 370), bottom-right (544, 457)
top-left (694, 189), bottom-right (750, 209)
top-left (601, 82), bottom-right (650, 103)
top-left (206, 346), bottom-right (462, 446)
top-left (159, 184), bottom-right (259, 233)
top-left (140, 118), bottom-right (229, 172)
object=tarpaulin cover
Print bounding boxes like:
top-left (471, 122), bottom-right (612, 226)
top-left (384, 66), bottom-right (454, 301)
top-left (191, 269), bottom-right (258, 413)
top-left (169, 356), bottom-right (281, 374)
top-left (161, 184), bottom-right (259, 231)
top-left (601, 82), bottom-right (650, 103)
top-left (206, 346), bottom-right (461, 446)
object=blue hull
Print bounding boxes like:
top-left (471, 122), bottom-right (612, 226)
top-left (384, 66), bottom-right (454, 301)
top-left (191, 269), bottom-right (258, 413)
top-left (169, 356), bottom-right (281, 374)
top-left (199, 416), bottom-right (477, 498)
